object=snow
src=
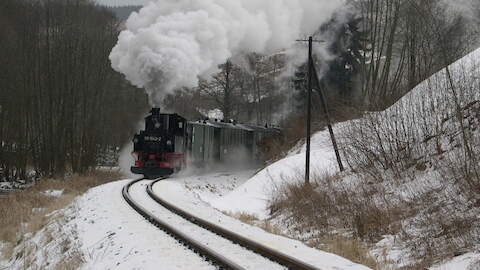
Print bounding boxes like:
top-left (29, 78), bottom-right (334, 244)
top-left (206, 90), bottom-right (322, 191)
top-left (1, 173), bottom-right (370, 269)
top-left (0, 182), bottom-right (13, 190)
top-left (370, 235), bottom-right (411, 268)
top-left (1, 180), bottom-right (216, 270)
top-left (75, 180), bottom-right (214, 270)
top-left (0, 181), bottom-right (30, 191)
top-left (155, 173), bottom-right (371, 270)
top-left (42, 189), bottom-right (64, 197)
top-left (203, 47), bottom-right (480, 269)
top-left (3, 47), bottom-right (478, 270)
top-left (173, 170), bottom-right (256, 204)
top-left (211, 129), bottom-right (339, 219)
top-left (1, 209), bottom-right (82, 269)
top-left (130, 179), bottom-right (285, 269)
top-left (430, 252), bottom-right (480, 270)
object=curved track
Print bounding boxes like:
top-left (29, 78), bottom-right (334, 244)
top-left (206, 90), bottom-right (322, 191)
top-left (123, 178), bottom-right (320, 270)
top-left (122, 178), bottom-right (244, 270)
top-left (147, 179), bottom-right (321, 270)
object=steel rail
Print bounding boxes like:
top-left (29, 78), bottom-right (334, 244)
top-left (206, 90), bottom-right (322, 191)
top-left (147, 179), bottom-right (321, 270)
top-left (122, 178), bottom-right (245, 270)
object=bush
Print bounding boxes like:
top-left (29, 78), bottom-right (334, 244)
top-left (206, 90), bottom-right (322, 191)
top-left (268, 172), bottom-right (384, 267)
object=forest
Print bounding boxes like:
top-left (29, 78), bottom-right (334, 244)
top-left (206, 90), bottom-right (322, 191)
top-left (0, 0), bottom-right (148, 180)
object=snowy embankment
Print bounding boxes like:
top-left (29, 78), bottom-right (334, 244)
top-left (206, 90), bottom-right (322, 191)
top-left (1, 173), bottom-right (370, 270)
top-left (205, 48), bottom-right (480, 269)
top-left (212, 47), bottom-right (480, 221)
top-left (75, 180), bottom-right (215, 270)
top-left (1, 180), bottom-right (214, 270)
top-left (154, 174), bottom-right (370, 270)
top-left (131, 179), bottom-right (285, 270)
top-left (209, 130), bottom-right (338, 219)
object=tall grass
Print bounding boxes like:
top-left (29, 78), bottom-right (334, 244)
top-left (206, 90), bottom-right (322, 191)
top-left (0, 170), bottom-right (122, 262)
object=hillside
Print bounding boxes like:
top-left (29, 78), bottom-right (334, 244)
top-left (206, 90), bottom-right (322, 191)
top-left (210, 48), bottom-right (480, 268)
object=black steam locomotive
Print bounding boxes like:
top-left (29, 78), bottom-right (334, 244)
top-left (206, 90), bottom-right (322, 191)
top-left (131, 108), bottom-right (279, 179)
top-left (131, 108), bottom-right (187, 179)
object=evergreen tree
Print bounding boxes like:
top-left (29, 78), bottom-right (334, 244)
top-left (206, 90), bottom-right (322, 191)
top-left (292, 65), bottom-right (308, 111)
top-left (323, 15), bottom-right (367, 101)
top-left (292, 14), bottom-right (367, 111)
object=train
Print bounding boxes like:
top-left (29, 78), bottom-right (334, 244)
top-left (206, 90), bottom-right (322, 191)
top-left (131, 108), bottom-right (280, 179)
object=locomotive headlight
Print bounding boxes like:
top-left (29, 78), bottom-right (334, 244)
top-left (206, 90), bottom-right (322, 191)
top-left (167, 140), bottom-right (172, 145)
top-left (155, 122), bottom-right (161, 129)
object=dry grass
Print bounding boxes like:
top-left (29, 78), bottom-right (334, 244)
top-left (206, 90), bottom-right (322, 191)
top-left (10, 213), bottom-right (87, 270)
top-left (229, 211), bottom-right (260, 224)
top-left (268, 163), bottom-right (480, 268)
top-left (308, 236), bottom-right (379, 269)
top-left (222, 211), bottom-right (285, 236)
top-left (222, 211), bottom-right (259, 224)
top-left (47, 227), bottom-right (86, 270)
top-left (266, 172), bottom-right (410, 268)
top-left (225, 207), bottom-right (379, 268)
top-left (338, 99), bottom-right (480, 265)
top-left (269, 172), bottom-right (404, 241)
top-left (0, 170), bottom-right (122, 261)
top-left (258, 220), bottom-right (283, 235)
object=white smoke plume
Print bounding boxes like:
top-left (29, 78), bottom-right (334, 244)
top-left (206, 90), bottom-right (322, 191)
top-left (118, 142), bottom-right (136, 178)
top-left (110, 0), bottom-right (346, 105)
top-left (441, 0), bottom-right (480, 20)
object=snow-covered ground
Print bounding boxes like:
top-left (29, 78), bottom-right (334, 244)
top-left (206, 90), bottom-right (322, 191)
top-left (212, 47), bottom-right (480, 222)
top-left (3, 48), bottom-right (478, 270)
top-left (0, 171), bottom-right (371, 269)
top-left (155, 173), bottom-right (370, 270)
top-left (131, 179), bottom-right (285, 270)
top-left (203, 48), bottom-right (480, 269)
top-left (75, 180), bottom-right (216, 270)
top-left (210, 130), bottom-right (338, 219)
top-left (430, 252), bottom-right (480, 270)
top-left (1, 180), bottom-right (215, 270)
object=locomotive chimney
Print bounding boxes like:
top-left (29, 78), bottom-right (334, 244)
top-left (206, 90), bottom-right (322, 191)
top-left (150, 108), bottom-right (161, 115)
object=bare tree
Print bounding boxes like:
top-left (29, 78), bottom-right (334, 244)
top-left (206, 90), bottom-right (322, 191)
top-left (0, 0), bottom-right (148, 181)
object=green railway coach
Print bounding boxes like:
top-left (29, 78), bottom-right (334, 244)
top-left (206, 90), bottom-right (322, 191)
top-left (187, 120), bottom-right (279, 165)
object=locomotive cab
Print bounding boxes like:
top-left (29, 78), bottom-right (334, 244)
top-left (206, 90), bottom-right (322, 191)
top-left (131, 108), bottom-right (187, 179)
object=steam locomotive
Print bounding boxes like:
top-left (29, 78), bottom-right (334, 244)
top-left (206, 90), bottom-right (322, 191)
top-left (131, 108), bottom-right (279, 179)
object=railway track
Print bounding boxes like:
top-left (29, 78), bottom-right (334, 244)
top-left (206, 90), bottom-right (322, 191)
top-left (123, 178), bottom-right (320, 270)
top-left (122, 178), bottom-right (244, 270)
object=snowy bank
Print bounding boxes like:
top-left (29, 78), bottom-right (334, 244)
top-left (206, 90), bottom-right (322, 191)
top-left (210, 129), bottom-right (339, 219)
top-left (154, 176), bottom-right (371, 270)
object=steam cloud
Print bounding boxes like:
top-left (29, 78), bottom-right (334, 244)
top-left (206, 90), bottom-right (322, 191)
top-left (109, 0), bottom-right (346, 105)
top-left (441, 0), bottom-right (480, 19)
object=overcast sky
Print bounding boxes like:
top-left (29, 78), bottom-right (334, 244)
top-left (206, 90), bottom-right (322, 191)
top-left (95, 0), bottom-right (150, 7)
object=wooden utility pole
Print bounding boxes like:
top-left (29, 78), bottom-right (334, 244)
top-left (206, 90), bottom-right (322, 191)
top-left (298, 36), bottom-right (345, 184)
top-left (306, 37), bottom-right (313, 184)
top-left (311, 64), bottom-right (345, 172)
